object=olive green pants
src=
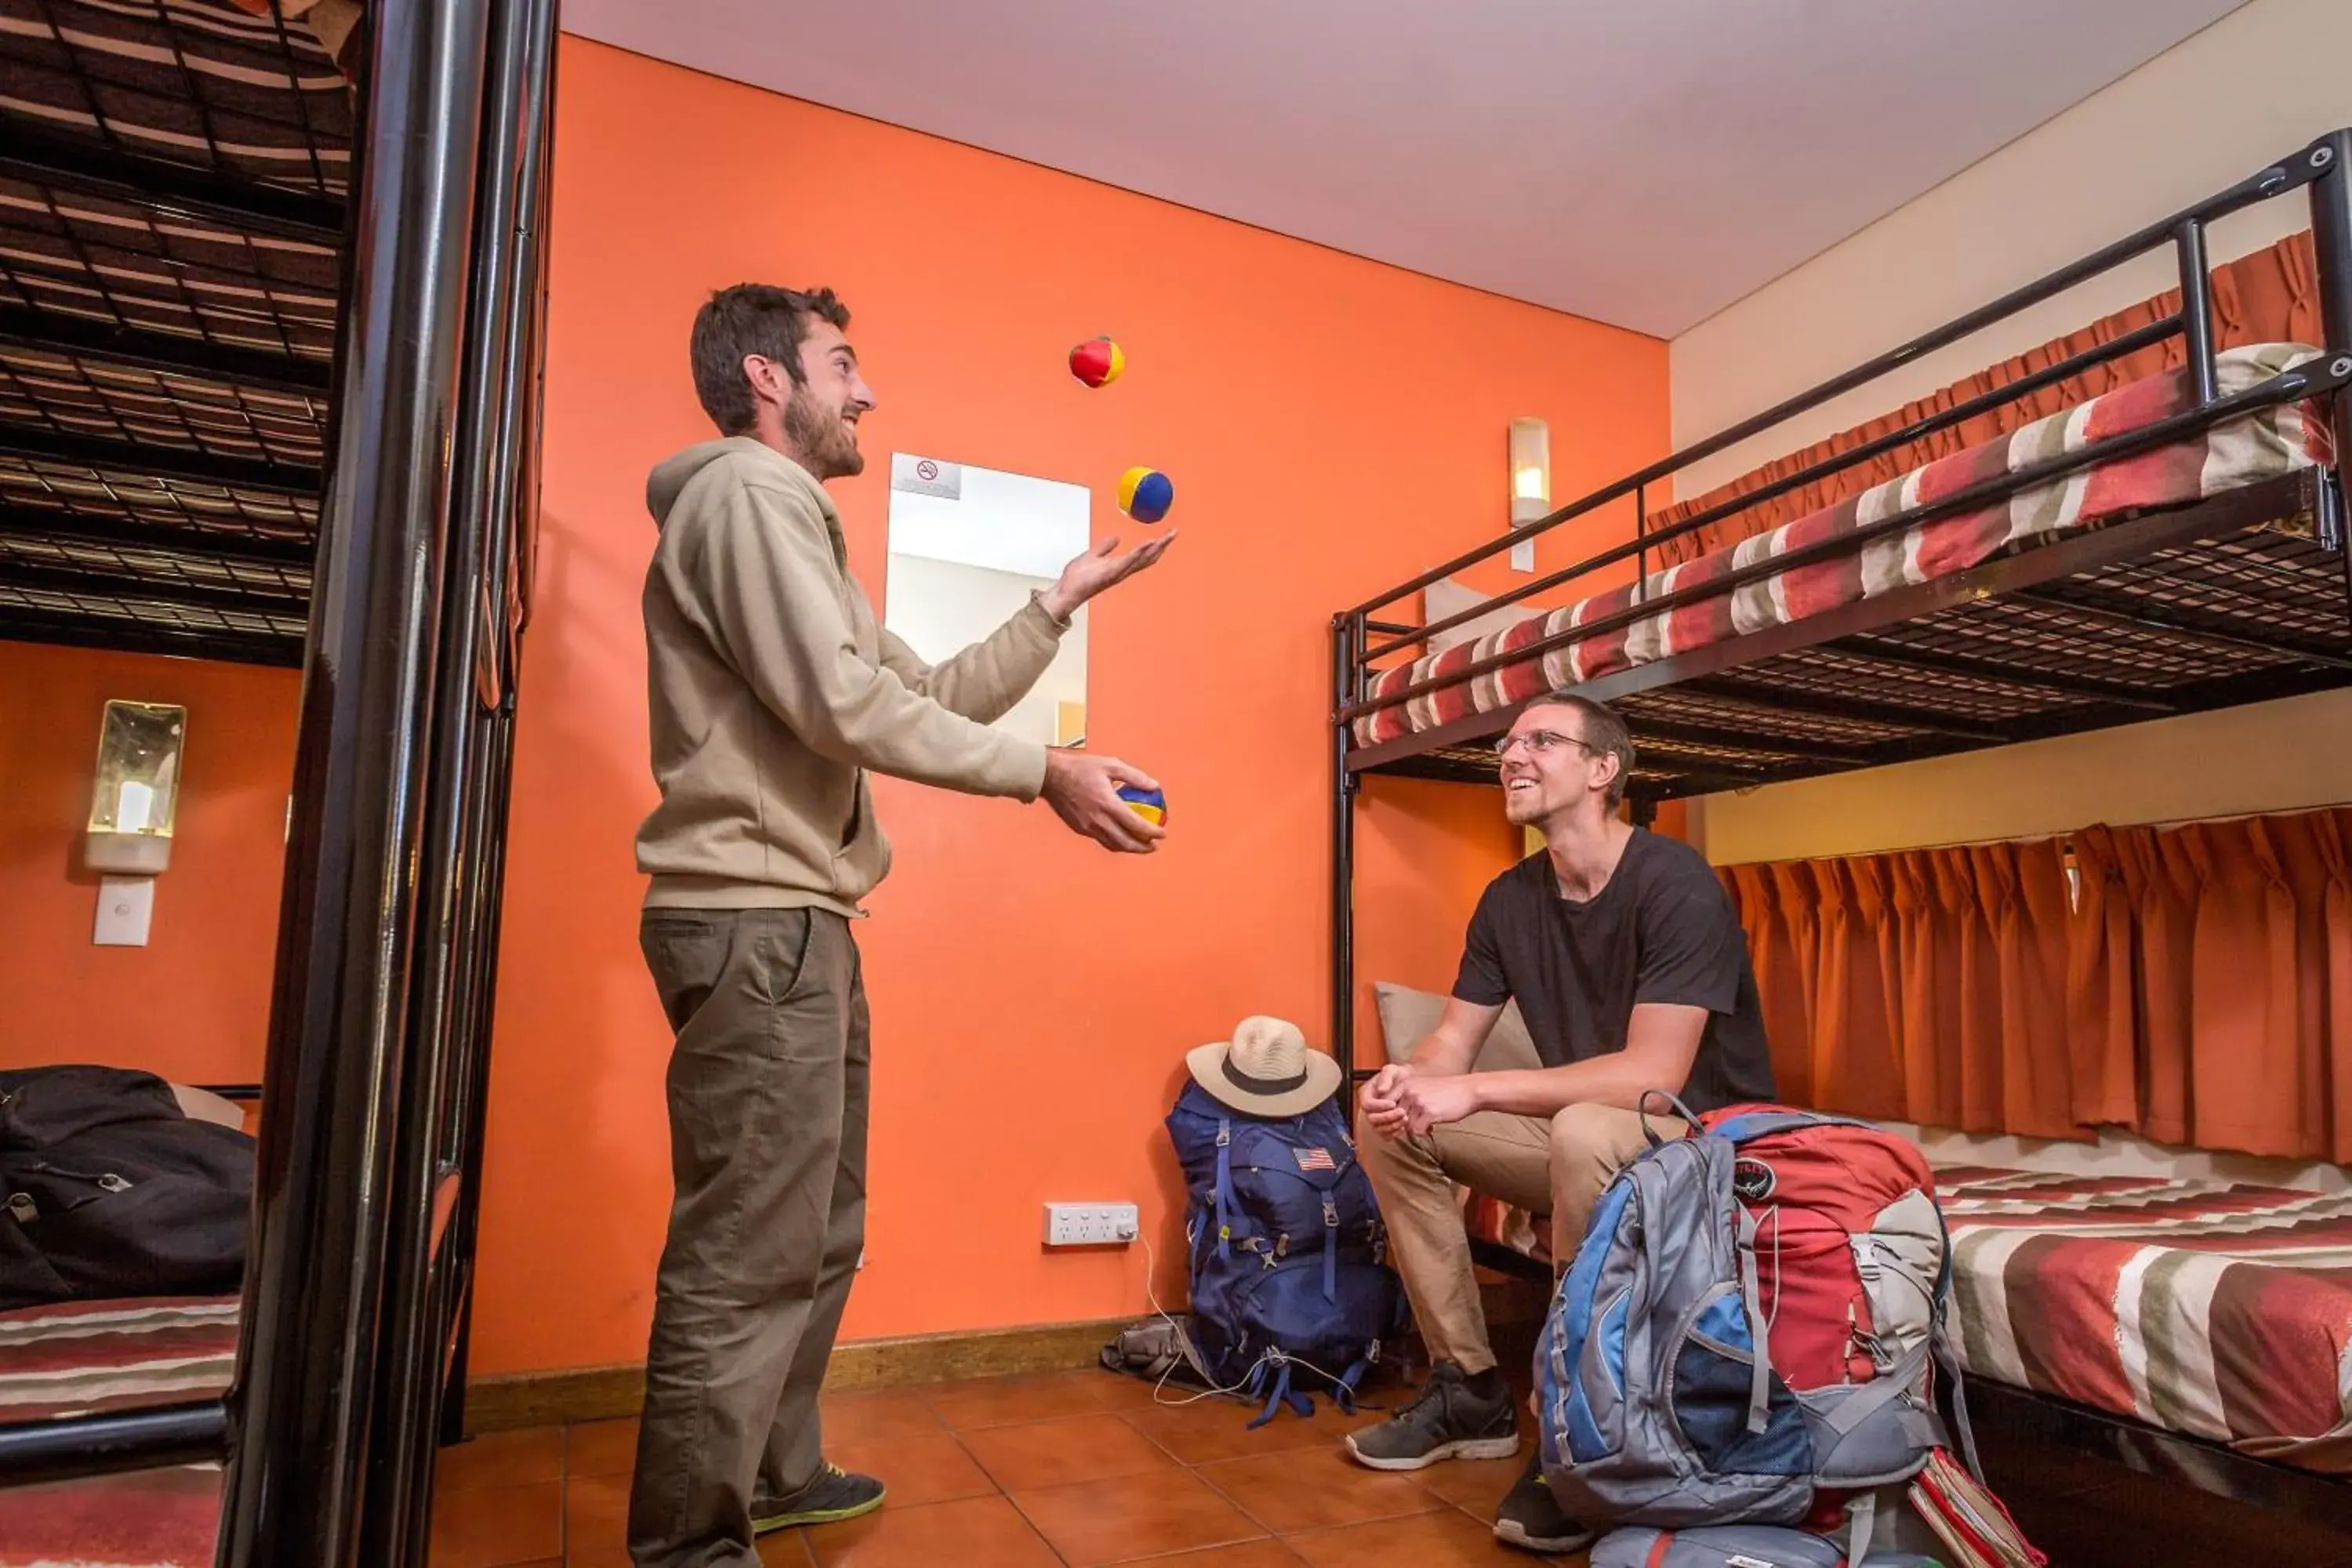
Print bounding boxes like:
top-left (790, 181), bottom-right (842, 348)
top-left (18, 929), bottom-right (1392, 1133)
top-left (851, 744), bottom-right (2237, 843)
top-left (626, 908), bottom-right (867, 1568)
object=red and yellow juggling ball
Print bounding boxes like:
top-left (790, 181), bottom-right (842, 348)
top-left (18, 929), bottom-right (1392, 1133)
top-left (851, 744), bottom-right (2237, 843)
top-left (1069, 336), bottom-right (1126, 388)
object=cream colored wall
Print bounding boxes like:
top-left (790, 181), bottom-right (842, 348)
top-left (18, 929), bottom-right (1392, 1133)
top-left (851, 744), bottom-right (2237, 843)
top-left (1687, 686), bottom-right (2352, 866)
top-left (1668, 0), bottom-right (2352, 1181)
top-left (1671, 0), bottom-right (2352, 495)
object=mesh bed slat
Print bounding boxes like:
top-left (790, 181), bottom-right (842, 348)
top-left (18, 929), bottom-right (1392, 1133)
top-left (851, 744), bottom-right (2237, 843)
top-left (0, 575), bottom-right (305, 637)
top-left (0, 528), bottom-right (307, 594)
top-left (0, 341), bottom-right (325, 466)
top-left (0, 452), bottom-right (315, 544)
top-left (1, 0), bottom-right (353, 198)
top-left (1, 176), bottom-right (340, 362)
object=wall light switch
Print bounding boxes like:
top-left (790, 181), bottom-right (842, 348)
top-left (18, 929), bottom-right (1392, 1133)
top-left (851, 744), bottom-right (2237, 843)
top-left (94, 875), bottom-right (155, 947)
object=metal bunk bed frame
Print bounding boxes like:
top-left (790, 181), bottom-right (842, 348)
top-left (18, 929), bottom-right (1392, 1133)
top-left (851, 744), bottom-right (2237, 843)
top-left (1328, 129), bottom-right (2352, 1526)
top-left (0, 3), bottom-right (559, 1565)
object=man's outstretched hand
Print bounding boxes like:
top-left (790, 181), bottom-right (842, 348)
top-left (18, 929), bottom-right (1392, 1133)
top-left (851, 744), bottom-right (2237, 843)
top-left (1040, 750), bottom-right (1165, 853)
top-left (1039, 531), bottom-right (1177, 621)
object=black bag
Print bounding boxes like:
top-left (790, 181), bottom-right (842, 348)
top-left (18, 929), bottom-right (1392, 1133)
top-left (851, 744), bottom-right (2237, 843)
top-left (0, 1065), bottom-right (255, 1309)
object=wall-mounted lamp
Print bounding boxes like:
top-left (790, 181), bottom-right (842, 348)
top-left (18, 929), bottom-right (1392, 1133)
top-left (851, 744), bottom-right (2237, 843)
top-left (1508, 417), bottom-right (1550, 571)
top-left (1508, 417), bottom-right (1552, 525)
top-left (85, 700), bottom-right (185, 876)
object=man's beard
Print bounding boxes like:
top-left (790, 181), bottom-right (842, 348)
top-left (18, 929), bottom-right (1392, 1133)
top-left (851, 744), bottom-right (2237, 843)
top-left (783, 389), bottom-right (863, 480)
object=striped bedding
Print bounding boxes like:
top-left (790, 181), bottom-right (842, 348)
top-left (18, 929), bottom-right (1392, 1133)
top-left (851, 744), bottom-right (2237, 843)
top-left (1353, 341), bottom-right (2330, 748)
top-left (1941, 1166), bottom-right (2352, 1474)
top-left (1465, 1163), bottom-right (2352, 1473)
top-left (0, 1295), bottom-right (239, 1422)
top-left (0, 1298), bottom-right (237, 1568)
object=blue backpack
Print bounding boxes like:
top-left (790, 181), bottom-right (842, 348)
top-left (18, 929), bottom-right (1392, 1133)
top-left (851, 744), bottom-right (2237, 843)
top-left (1165, 1081), bottom-right (1407, 1425)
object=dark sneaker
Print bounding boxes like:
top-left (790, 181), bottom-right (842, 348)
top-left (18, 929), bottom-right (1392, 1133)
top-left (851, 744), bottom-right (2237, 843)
top-left (1343, 1361), bottom-right (1519, 1470)
top-left (750, 1464), bottom-right (885, 1533)
top-left (1493, 1452), bottom-right (1595, 1555)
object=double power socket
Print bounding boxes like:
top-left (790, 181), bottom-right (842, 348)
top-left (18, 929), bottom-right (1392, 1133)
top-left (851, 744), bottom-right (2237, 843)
top-left (1041, 1202), bottom-right (1140, 1247)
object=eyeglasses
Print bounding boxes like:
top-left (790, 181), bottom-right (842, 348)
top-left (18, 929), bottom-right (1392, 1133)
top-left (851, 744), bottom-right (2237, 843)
top-left (1492, 729), bottom-right (1602, 759)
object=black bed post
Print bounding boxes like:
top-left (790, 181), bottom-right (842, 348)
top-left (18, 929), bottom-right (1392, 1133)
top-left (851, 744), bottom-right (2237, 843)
top-left (216, 0), bottom-right (495, 1563)
top-left (1331, 613), bottom-right (1360, 1123)
top-left (2307, 129), bottom-right (2352, 608)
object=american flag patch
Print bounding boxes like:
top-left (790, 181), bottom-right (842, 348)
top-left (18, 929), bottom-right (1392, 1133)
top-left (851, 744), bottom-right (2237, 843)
top-left (1293, 1147), bottom-right (1337, 1173)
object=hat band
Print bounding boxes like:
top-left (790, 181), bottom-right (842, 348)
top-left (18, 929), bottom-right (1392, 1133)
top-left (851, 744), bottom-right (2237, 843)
top-left (1221, 1056), bottom-right (1310, 1097)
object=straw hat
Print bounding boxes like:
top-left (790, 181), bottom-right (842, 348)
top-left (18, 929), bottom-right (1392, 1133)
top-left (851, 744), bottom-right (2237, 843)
top-left (1185, 1016), bottom-right (1343, 1118)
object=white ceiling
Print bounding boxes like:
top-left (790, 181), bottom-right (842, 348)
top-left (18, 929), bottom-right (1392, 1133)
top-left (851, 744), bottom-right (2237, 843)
top-left (563, 0), bottom-right (2251, 338)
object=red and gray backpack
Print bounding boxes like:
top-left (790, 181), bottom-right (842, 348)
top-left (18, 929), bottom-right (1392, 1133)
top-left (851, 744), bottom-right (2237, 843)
top-left (1537, 1096), bottom-right (1976, 1561)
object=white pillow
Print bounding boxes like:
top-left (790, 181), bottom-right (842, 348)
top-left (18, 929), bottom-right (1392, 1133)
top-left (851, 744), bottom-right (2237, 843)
top-left (1371, 980), bottom-right (1542, 1073)
top-left (1422, 575), bottom-right (1552, 655)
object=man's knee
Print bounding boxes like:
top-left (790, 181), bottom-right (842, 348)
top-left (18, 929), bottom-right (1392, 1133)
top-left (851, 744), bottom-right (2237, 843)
top-left (1546, 1101), bottom-right (1632, 1167)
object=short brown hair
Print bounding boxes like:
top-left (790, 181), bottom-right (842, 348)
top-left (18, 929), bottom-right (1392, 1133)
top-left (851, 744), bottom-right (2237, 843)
top-left (689, 284), bottom-right (851, 435)
top-left (1527, 689), bottom-right (1635, 806)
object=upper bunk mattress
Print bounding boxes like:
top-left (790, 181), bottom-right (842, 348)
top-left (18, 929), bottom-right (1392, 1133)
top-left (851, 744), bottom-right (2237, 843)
top-left (1353, 341), bottom-right (2330, 748)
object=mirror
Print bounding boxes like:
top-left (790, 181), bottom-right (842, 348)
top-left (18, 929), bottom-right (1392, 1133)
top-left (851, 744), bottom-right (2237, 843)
top-left (884, 455), bottom-right (1090, 748)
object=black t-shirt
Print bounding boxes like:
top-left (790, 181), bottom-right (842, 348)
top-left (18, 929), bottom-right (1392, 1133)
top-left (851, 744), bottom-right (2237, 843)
top-left (1452, 829), bottom-right (1776, 1114)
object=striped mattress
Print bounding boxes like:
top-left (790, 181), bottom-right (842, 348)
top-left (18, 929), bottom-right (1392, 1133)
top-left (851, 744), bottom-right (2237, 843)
top-left (1353, 341), bottom-right (2330, 748)
top-left (0, 1297), bottom-right (237, 1568)
top-left (1940, 1166), bottom-right (2352, 1474)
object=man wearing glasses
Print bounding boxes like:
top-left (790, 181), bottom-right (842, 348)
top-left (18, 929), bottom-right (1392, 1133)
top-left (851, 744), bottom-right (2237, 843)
top-left (1346, 690), bottom-right (1774, 1555)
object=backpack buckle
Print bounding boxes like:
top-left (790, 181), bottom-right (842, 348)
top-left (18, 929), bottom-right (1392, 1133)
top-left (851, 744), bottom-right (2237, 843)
top-left (1215, 1121), bottom-right (1232, 1149)
top-left (1322, 1197), bottom-right (1339, 1229)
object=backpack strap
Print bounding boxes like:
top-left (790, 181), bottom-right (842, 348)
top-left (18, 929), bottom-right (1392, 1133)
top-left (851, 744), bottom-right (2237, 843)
top-left (1709, 1109), bottom-right (1877, 1145)
top-left (1848, 1490), bottom-right (1878, 1565)
top-left (1933, 1322), bottom-right (1982, 1482)
top-left (1735, 1206), bottom-right (1773, 1435)
top-left (1321, 1196), bottom-right (1340, 1302)
top-left (1214, 1119), bottom-right (1235, 1260)
top-left (1635, 1088), bottom-right (1705, 1146)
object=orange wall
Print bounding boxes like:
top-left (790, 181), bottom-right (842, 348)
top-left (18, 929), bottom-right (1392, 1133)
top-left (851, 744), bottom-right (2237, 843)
top-left (0, 643), bottom-right (295, 1086)
top-left (470, 38), bottom-right (1668, 1374)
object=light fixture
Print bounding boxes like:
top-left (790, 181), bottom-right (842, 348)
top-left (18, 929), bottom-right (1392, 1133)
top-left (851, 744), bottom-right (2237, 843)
top-left (1508, 418), bottom-right (1551, 526)
top-left (85, 700), bottom-right (185, 875)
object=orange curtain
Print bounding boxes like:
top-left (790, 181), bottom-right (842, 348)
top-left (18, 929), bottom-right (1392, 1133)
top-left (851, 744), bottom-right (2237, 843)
top-left (1653, 230), bottom-right (2324, 564)
top-left (1720, 807), bottom-right (2352, 1158)
top-left (1724, 863), bottom-right (1818, 1108)
top-left (2064, 826), bottom-right (2140, 1129)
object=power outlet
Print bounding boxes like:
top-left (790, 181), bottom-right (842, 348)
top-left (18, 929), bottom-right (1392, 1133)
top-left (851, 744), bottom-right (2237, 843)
top-left (1043, 1202), bottom-right (1139, 1247)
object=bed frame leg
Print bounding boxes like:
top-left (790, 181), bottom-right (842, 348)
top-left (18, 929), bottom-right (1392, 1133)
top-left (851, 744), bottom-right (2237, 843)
top-left (1330, 617), bottom-right (1359, 1128)
top-left (2304, 129), bottom-right (2352, 629)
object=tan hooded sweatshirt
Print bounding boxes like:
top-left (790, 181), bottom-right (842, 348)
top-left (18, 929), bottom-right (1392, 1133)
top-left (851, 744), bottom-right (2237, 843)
top-left (636, 437), bottom-right (1063, 916)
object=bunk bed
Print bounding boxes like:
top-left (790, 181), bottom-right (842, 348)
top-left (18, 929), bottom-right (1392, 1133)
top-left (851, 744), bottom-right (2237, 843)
top-left (1331, 130), bottom-right (2352, 1528)
top-left (0, 2), bottom-right (557, 1564)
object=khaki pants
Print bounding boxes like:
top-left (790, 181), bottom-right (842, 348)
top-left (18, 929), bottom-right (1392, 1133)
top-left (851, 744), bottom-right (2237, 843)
top-left (1356, 1102), bottom-right (1686, 1375)
top-left (627, 908), bottom-right (867, 1568)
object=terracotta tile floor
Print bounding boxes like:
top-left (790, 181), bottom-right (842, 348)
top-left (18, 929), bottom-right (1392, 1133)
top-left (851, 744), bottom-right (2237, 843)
top-left (428, 1368), bottom-right (1579, 1566)
top-left (424, 1366), bottom-right (2352, 1568)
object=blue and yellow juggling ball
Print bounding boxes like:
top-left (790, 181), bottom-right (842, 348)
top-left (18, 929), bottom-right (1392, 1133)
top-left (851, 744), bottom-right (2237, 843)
top-left (1118, 466), bottom-right (1174, 524)
top-left (1069, 336), bottom-right (1125, 388)
top-left (1117, 784), bottom-right (1167, 827)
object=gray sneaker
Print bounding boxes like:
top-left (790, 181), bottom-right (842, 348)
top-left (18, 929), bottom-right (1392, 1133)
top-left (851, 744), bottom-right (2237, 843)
top-left (750, 1463), bottom-right (885, 1534)
top-left (1343, 1361), bottom-right (1519, 1471)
